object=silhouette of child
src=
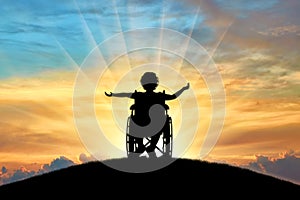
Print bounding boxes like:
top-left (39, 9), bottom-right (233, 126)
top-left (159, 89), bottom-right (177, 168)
top-left (105, 72), bottom-right (189, 158)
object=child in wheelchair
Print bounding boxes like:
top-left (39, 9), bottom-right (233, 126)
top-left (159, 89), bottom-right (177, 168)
top-left (105, 72), bottom-right (189, 158)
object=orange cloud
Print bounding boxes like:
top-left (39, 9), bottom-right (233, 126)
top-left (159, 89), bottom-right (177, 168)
top-left (0, 71), bottom-right (87, 167)
top-left (206, 97), bottom-right (300, 165)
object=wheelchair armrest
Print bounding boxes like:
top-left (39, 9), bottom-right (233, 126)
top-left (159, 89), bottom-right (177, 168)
top-left (130, 104), bottom-right (136, 110)
top-left (163, 104), bottom-right (169, 110)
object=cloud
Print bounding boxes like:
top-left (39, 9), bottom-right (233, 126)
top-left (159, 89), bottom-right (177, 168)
top-left (243, 150), bottom-right (300, 185)
top-left (217, 50), bottom-right (300, 98)
top-left (1, 167), bottom-right (36, 185)
top-left (0, 73), bottom-right (87, 158)
top-left (79, 153), bottom-right (97, 163)
top-left (207, 98), bottom-right (300, 167)
top-left (1, 166), bottom-right (7, 175)
top-left (0, 156), bottom-right (75, 186)
top-left (258, 25), bottom-right (300, 37)
top-left (186, 0), bottom-right (235, 26)
top-left (39, 156), bottom-right (75, 173)
top-left (217, 1), bottom-right (300, 51)
top-left (214, 0), bottom-right (279, 12)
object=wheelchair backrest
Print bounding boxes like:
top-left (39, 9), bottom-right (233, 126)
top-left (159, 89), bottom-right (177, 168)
top-left (130, 90), bottom-right (169, 116)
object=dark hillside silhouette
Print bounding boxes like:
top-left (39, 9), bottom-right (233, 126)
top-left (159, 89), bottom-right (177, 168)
top-left (0, 158), bottom-right (299, 198)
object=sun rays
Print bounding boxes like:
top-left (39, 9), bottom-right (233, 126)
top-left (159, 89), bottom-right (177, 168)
top-left (65, 0), bottom-right (232, 160)
top-left (0, 0), bottom-right (232, 164)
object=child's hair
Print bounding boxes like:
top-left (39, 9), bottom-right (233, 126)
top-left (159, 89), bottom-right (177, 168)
top-left (140, 72), bottom-right (159, 86)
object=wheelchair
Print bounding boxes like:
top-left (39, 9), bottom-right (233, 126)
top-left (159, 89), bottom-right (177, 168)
top-left (126, 103), bottom-right (173, 158)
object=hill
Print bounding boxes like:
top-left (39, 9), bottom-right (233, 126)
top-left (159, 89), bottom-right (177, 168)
top-left (0, 158), bottom-right (299, 198)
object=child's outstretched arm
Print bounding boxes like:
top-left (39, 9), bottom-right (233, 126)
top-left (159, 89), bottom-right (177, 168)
top-left (174, 82), bottom-right (189, 97)
top-left (165, 83), bottom-right (190, 100)
top-left (105, 92), bottom-right (133, 98)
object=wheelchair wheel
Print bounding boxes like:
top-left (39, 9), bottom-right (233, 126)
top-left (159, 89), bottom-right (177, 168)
top-left (162, 116), bottom-right (173, 158)
top-left (126, 115), bottom-right (173, 158)
top-left (126, 117), bottom-right (139, 158)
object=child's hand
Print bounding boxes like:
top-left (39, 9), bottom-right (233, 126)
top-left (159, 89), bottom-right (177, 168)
top-left (183, 83), bottom-right (190, 90)
top-left (105, 92), bottom-right (112, 97)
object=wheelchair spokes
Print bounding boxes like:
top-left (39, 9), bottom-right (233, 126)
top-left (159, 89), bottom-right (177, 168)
top-left (126, 115), bottom-right (173, 158)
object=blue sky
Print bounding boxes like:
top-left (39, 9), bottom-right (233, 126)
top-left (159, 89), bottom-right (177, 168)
top-left (1, 0), bottom-right (293, 79)
top-left (0, 0), bottom-right (205, 78)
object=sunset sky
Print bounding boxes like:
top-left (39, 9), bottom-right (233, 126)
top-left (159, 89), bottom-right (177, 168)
top-left (1, 0), bottom-right (300, 185)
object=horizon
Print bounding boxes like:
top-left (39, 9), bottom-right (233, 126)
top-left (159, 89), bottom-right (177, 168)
top-left (1, 157), bottom-right (300, 192)
top-left (0, 0), bottom-right (299, 186)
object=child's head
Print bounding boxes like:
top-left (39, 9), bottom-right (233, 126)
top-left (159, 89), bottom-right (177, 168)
top-left (140, 72), bottom-right (159, 91)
